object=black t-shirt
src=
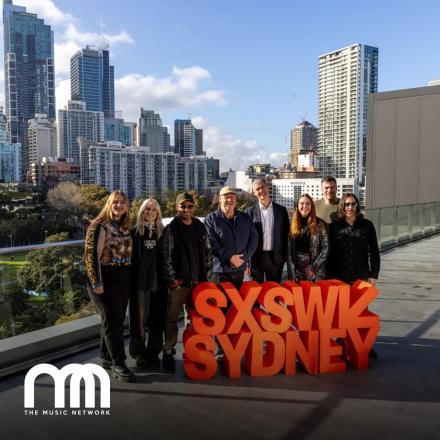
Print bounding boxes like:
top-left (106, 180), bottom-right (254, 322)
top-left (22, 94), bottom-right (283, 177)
top-left (295, 216), bottom-right (311, 253)
top-left (180, 221), bottom-right (201, 282)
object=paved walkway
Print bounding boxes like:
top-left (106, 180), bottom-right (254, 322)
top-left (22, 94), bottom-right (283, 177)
top-left (0, 234), bottom-right (439, 440)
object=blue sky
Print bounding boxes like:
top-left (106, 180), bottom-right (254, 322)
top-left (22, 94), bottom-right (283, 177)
top-left (2, 0), bottom-right (440, 170)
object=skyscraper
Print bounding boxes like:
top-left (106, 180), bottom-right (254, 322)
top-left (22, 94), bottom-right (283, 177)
top-left (57, 101), bottom-right (104, 163)
top-left (3, 0), bottom-right (55, 177)
top-left (174, 119), bottom-right (196, 157)
top-left (137, 108), bottom-right (170, 152)
top-left (318, 44), bottom-right (378, 184)
top-left (195, 128), bottom-right (204, 156)
top-left (290, 120), bottom-right (317, 168)
top-left (71, 46), bottom-right (115, 118)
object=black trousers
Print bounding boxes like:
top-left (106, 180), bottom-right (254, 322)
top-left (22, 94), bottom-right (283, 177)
top-left (212, 271), bottom-right (245, 290)
top-left (251, 251), bottom-right (284, 283)
top-left (129, 288), bottom-right (167, 359)
top-left (87, 266), bottom-right (130, 365)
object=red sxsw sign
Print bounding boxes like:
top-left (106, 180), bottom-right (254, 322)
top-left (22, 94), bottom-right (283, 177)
top-left (183, 279), bottom-right (380, 380)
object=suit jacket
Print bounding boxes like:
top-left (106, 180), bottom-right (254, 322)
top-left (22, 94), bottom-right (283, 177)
top-left (246, 201), bottom-right (290, 271)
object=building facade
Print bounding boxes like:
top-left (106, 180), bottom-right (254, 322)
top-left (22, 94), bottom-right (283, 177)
top-left (0, 106), bottom-right (20, 183)
top-left (290, 121), bottom-right (317, 168)
top-left (104, 116), bottom-right (133, 146)
top-left (27, 114), bottom-right (57, 165)
top-left (318, 44), bottom-right (378, 184)
top-left (195, 128), bottom-right (204, 156)
top-left (71, 46), bottom-right (114, 118)
top-left (57, 101), bottom-right (104, 163)
top-left (137, 109), bottom-right (170, 153)
top-left (271, 177), bottom-right (357, 212)
top-left (29, 157), bottom-right (80, 187)
top-left (3, 0), bottom-right (55, 178)
top-left (206, 157), bottom-right (220, 181)
top-left (80, 141), bottom-right (208, 199)
top-left (174, 119), bottom-right (196, 157)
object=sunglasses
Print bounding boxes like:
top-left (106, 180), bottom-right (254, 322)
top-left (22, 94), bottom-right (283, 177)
top-left (180, 204), bottom-right (194, 209)
top-left (344, 202), bottom-right (357, 208)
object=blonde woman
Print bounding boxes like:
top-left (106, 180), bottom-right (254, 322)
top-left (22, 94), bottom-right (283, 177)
top-left (129, 198), bottom-right (166, 369)
top-left (287, 193), bottom-right (329, 282)
top-left (84, 190), bottom-right (134, 382)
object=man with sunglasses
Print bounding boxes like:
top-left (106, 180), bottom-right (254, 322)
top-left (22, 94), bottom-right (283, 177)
top-left (161, 192), bottom-right (212, 372)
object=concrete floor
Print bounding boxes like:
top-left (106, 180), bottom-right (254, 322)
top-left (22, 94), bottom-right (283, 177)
top-left (0, 234), bottom-right (439, 440)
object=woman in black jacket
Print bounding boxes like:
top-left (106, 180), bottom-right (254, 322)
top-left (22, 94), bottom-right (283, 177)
top-left (129, 198), bottom-right (166, 369)
top-left (329, 193), bottom-right (380, 285)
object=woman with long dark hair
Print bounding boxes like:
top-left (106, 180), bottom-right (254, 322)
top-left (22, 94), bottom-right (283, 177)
top-left (287, 193), bottom-right (329, 282)
top-left (329, 193), bottom-right (380, 285)
top-left (129, 198), bottom-right (166, 369)
top-left (84, 190), bottom-right (134, 382)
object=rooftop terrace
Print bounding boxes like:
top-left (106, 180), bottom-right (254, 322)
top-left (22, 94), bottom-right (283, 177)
top-left (0, 233), bottom-right (439, 440)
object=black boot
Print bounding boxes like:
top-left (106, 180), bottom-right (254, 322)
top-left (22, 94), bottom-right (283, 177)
top-left (162, 350), bottom-right (176, 372)
top-left (146, 354), bottom-right (161, 369)
top-left (111, 364), bottom-right (135, 382)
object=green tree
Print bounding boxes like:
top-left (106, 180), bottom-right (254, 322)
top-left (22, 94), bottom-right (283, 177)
top-left (80, 184), bottom-right (109, 221)
top-left (130, 198), bottom-right (144, 224)
top-left (17, 244), bottom-right (88, 327)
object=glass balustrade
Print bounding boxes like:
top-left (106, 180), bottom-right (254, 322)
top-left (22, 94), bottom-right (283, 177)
top-left (0, 201), bottom-right (439, 343)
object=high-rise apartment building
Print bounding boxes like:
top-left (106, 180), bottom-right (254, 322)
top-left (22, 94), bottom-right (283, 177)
top-left (195, 128), bottom-right (204, 156)
top-left (27, 114), bottom-right (57, 164)
top-left (57, 101), bottom-right (104, 163)
top-left (3, 0), bottom-right (55, 178)
top-left (80, 141), bottom-right (208, 199)
top-left (71, 46), bottom-right (115, 118)
top-left (207, 157), bottom-right (220, 181)
top-left (290, 121), bottom-right (317, 168)
top-left (105, 116), bottom-right (134, 146)
top-left (318, 44), bottom-right (378, 184)
top-left (174, 119), bottom-right (196, 157)
top-left (137, 108), bottom-right (170, 152)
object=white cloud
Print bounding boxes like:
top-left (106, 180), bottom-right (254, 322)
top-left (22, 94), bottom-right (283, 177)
top-left (55, 77), bottom-right (70, 111)
top-left (11, 0), bottom-right (135, 112)
top-left (194, 117), bottom-right (287, 172)
top-left (54, 24), bottom-right (134, 92)
top-left (115, 67), bottom-right (227, 121)
top-left (16, 0), bottom-right (75, 25)
top-left (63, 23), bottom-right (134, 46)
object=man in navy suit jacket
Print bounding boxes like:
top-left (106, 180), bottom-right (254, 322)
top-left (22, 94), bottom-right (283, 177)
top-left (246, 178), bottom-right (290, 284)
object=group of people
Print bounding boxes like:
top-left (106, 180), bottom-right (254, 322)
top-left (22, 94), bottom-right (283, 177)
top-left (84, 175), bottom-right (380, 382)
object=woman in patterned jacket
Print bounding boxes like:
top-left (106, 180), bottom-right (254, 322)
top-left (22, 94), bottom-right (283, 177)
top-left (84, 190), bottom-right (134, 382)
top-left (287, 193), bottom-right (329, 282)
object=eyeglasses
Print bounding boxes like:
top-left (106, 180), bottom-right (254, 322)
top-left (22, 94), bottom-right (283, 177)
top-left (344, 202), bottom-right (357, 208)
top-left (180, 204), bottom-right (194, 209)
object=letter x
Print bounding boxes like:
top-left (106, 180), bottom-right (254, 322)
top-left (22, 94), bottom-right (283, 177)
top-left (222, 281), bottom-right (262, 334)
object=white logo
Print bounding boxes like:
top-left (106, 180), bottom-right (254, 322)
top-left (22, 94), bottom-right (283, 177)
top-left (24, 363), bottom-right (110, 409)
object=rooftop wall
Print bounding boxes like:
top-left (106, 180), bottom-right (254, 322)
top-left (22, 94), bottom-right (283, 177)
top-left (366, 85), bottom-right (440, 209)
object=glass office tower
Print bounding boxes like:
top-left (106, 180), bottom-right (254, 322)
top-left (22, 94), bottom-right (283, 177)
top-left (71, 46), bottom-right (115, 118)
top-left (3, 0), bottom-right (55, 178)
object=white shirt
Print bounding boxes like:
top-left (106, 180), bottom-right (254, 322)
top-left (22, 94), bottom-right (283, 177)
top-left (259, 201), bottom-right (274, 251)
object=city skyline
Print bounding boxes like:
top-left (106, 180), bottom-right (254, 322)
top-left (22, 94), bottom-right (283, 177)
top-left (1, 0), bottom-right (440, 171)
